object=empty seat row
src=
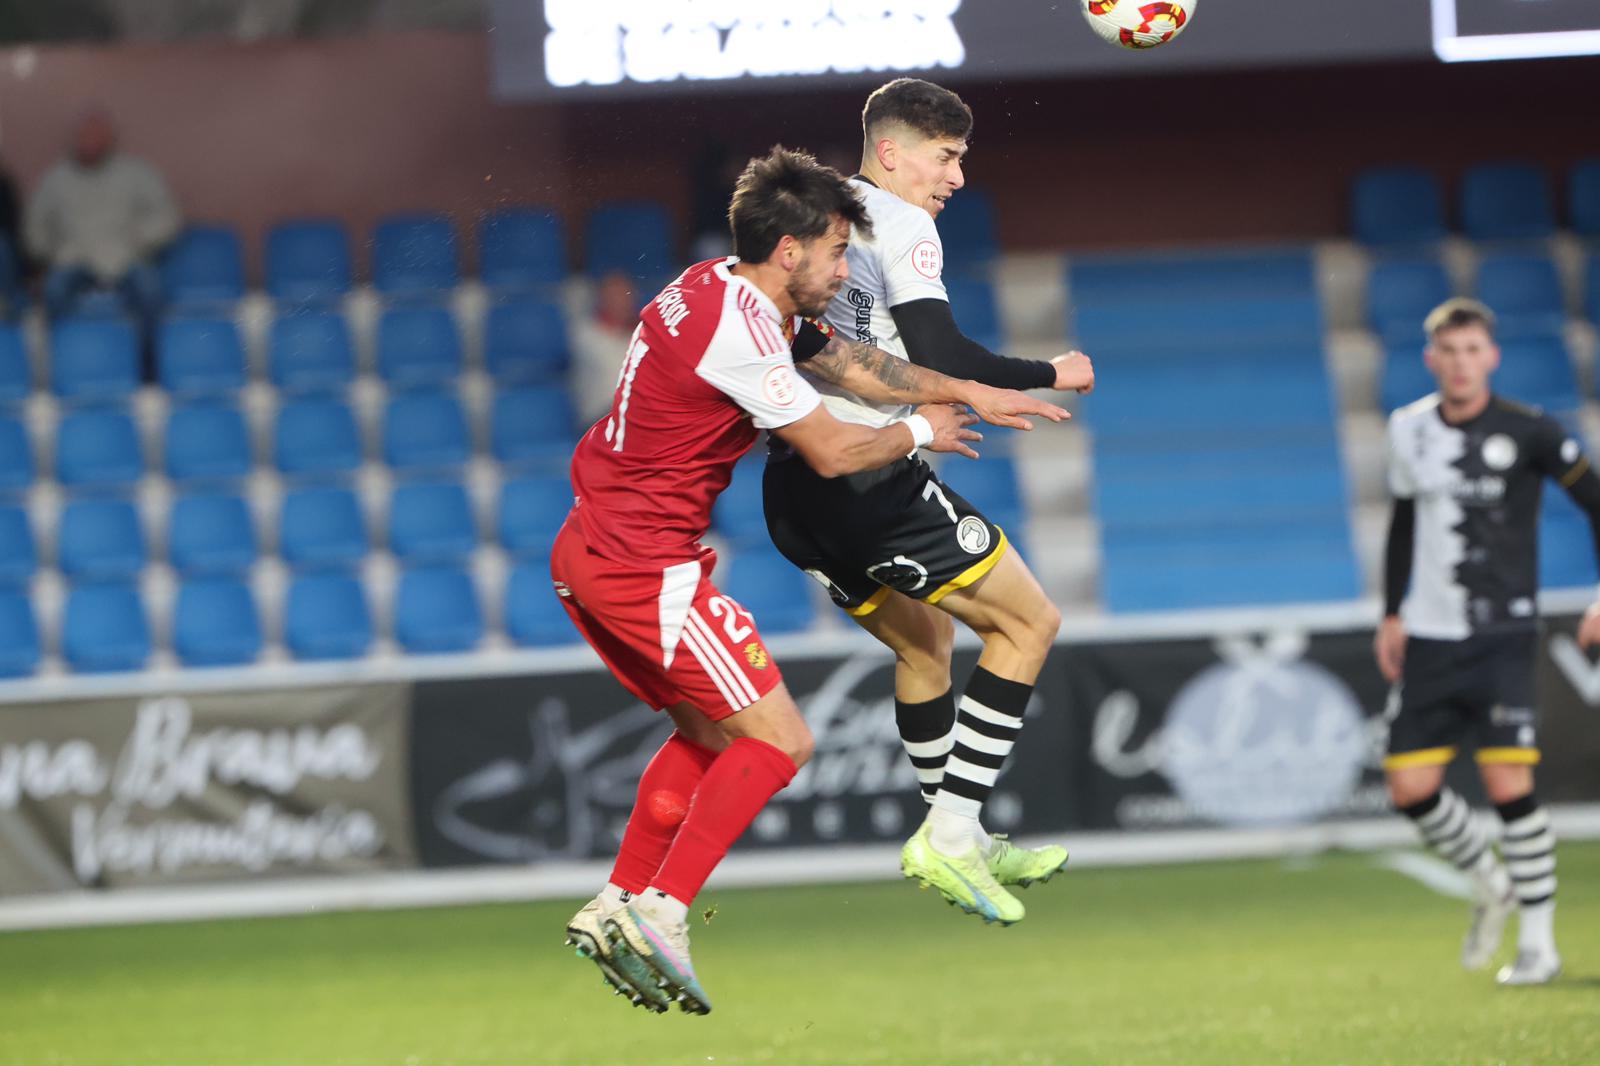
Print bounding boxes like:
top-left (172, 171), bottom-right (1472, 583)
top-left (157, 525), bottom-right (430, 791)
top-left (0, 386), bottom-right (577, 492)
top-left (1352, 158), bottom-right (1600, 246)
top-left (1368, 252), bottom-right (1585, 343)
top-left (0, 475), bottom-right (573, 585)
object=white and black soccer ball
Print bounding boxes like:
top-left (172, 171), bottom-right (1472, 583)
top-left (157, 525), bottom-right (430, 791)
top-left (1079, 0), bottom-right (1197, 50)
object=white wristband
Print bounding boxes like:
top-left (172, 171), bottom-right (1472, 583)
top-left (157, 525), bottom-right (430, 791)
top-left (901, 413), bottom-right (935, 449)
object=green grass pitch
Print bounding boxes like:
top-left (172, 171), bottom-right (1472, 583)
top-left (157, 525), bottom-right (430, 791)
top-left (4, 845), bottom-right (1599, 1066)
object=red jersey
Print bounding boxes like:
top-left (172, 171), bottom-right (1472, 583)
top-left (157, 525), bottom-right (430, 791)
top-left (569, 258), bottom-right (823, 568)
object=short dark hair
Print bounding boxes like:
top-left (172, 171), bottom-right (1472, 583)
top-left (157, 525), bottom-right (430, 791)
top-left (862, 78), bottom-right (973, 143)
top-left (727, 146), bottom-right (872, 264)
top-left (1425, 297), bottom-right (1496, 340)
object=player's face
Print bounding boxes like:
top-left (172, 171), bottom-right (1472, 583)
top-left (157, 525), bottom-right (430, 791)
top-left (786, 217), bottom-right (852, 317)
top-left (900, 135), bottom-right (967, 218)
top-left (1425, 324), bottom-right (1500, 404)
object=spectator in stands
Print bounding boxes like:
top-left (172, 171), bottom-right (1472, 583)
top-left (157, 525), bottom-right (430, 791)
top-left (571, 270), bottom-right (640, 425)
top-left (26, 108), bottom-right (179, 372)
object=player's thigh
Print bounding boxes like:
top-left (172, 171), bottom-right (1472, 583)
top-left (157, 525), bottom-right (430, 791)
top-left (716, 681), bottom-right (814, 768)
top-left (853, 590), bottom-right (955, 673)
top-left (664, 702), bottom-right (731, 754)
top-left (1383, 638), bottom-right (1470, 775)
top-left (1386, 764), bottom-right (1448, 807)
top-left (934, 545), bottom-right (1060, 651)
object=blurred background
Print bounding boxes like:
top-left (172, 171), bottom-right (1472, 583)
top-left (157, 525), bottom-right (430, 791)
top-left (0, 6), bottom-right (1598, 1059)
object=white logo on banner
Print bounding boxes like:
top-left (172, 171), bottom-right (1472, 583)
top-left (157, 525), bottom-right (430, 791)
top-left (1092, 631), bottom-right (1374, 827)
top-left (1, 696), bottom-right (387, 883)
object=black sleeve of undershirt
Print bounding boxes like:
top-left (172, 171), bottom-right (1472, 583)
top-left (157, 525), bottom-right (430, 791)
top-left (1383, 497), bottom-right (1415, 617)
top-left (890, 298), bottom-right (1056, 390)
top-left (1559, 465), bottom-right (1600, 576)
top-left (789, 319), bottom-right (831, 363)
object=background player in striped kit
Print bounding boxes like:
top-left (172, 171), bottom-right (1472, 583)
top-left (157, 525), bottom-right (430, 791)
top-left (1378, 298), bottom-right (1600, 985)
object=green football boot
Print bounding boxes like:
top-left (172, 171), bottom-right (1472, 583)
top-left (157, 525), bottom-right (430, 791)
top-left (901, 822), bottom-right (1025, 926)
top-left (986, 835), bottom-right (1070, 888)
top-left (564, 897), bottom-right (671, 1013)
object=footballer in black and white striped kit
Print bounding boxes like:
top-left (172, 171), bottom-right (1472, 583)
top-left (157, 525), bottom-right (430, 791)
top-left (1377, 298), bottom-right (1600, 986)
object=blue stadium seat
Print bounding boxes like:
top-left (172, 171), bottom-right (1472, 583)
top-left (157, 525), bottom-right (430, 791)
top-left (0, 505), bottom-right (36, 585)
top-left (165, 402), bottom-right (251, 484)
top-left (585, 201), bottom-right (675, 280)
top-left (51, 318), bottom-right (138, 403)
top-left (1460, 161), bottom-right (1556, 242)
top-left (285, 573), bottom-right (372, 660)
top-left (479, 207), bottom-right (566, 290)
top-left (168, 493), bottom-right (256, 577)
top-left (274, 398), bottom-right (362, 479)
top-left (1072, 249), bottom-right (1317, 306)
top-left (1541, 492), bottom-right (1598, 588)
top-left (712, 458), bottom-right (767, 547)
top-left (1096, 470), bottom-right (1347, 531)
top-left (280, 487), bottom-right (367, 572)
top-left (389, 481), bottom-right (476, 564)
top-left (56, 409), bottom-right (142, 490)
top-left (1477, 254), bottom-right (1565, 338)
top-left (1073, 295), bottom-right (1323, 352)
top-left (173, 578), bottom-right (262, 666)
top-left (269, 310), bottom-right (356, 393)
top-left (63, 583), bottom-right (150, 672)
top-left (1495, 336), bottom-right (1582, 416)
top-left (372, 214), bottom-right (459, 297)
top-left (395, 567), bottom-right (483, 653)
top-left (723, 547), bottom-right (815, 635)
top-left (1571, 158), bottom-right (1600, 238)
top-left (376, 305), bottom-right (462, 389)
top-left (484, 298), bottom-right (569, 383)
top-left (498, 475), bottom-right (571, 558)
top-left (0, 324), bottom-right (31, 407)
top-left (383, 391), bottom-right (470, 473)
top-left (505, 562), bottom-right (575, 646)
top-left (266, 219), bottom-right (353, 305)
top-left (1102, 549), bottom-right (1361, 613)
top-left (158, 318), bottom-right (247, 397)
top-left (1350, 168), bottom-right (1448, 246)
top-left (0, 589), bottom-right (39, 676)
top-left (948, 454), bottom-right (1023, 528)
top-left (161, 225), bottom-right (245, 309)
top-left (943, 276), bottom-right (1003, 352)
top-left (491, 386), bottom-right (576, 466)
top-left (1380, 343), bottom-right (1436, 412)
top-left (0, 416), bottom-right (32, 495)
top-left (936, 188), bottom-right (998, 269)
top-left (1367, 259), bottom-right (1452, 341)
top-left (58, 498), bottom-right (145, 582)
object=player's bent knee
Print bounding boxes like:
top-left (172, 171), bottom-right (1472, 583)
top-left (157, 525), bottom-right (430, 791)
top-left (1480, 763), bottom-right (1535, 805)
top-left (1387, 771), bottom-right (1443, 810)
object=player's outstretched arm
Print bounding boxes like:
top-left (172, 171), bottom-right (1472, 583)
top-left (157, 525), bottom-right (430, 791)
top-left (801, 332), bottom-right (1068, 431)
top-left (773, 402), bottom-right (980, 479)
top-left (890, 298), bottom-right (1095, 394)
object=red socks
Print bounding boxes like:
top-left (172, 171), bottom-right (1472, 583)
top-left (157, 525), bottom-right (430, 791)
top-left (608, 731), bottom-right (720, 893)
top-left (649, 737), bottom-right (797, 905)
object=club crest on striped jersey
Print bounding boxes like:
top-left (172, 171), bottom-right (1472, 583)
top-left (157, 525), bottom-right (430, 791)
top-left (1481, 434), bottom-right (1517, 471)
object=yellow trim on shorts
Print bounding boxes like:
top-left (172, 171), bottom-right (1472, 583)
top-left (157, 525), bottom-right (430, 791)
top-left (925, 528), bottom-right (1010, 606)
top-left (1382, 746), bottom-right (1457, 770)
top-left (846, 586), bottom-right (893, 618)
top-left (1560, 456), bottom-right (1590, 488)
top-left (1475, 747), bottom-right (1541, 766)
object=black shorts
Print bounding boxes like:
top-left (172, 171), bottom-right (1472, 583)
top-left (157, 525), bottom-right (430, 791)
top-left (762, 453), bottom-right (1008, 617)
top-left (1383, 630), bottom-right (1540, 770)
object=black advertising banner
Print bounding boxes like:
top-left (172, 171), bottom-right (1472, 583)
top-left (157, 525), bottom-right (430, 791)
top-left (410, 649), bottom-right (1078, 868)
top-left (0, 684), bottom-right (415, 895)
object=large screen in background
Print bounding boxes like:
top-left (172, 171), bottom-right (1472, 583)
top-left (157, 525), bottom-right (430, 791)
top-left (1433, 0), bottom-right (1600, 61)
top-left (491, 1), bottom-right (1433, 101)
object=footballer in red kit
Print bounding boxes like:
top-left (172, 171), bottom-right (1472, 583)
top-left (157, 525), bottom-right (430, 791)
top-left (554, 146), bottom-right (1068, 1016)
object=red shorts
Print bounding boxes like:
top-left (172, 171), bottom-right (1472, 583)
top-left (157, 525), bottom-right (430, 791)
top-left (549, 516), bottom-right (783, 720)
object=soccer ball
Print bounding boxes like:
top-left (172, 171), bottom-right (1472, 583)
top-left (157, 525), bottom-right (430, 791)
top-left (1080, 0), bottom-right (1197, 50)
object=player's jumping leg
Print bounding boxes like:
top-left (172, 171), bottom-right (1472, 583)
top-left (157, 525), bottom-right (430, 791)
top-left (1481, 760), bottom-right (1561, 985)
top-left (1387, 760), bottom-right (1514, 971)
top-left (898, 550), bottom-right (1063, 924)
top-left (605, 684), bottom-right (809, 1014)
top-left (567, 705), bottom-right (724, 1012)
top-left (858, 591), bottom-right (1068, 890)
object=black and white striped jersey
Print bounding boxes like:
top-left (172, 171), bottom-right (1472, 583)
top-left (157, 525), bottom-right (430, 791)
top-left (1387, 393), bottom-right (1590, 639)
